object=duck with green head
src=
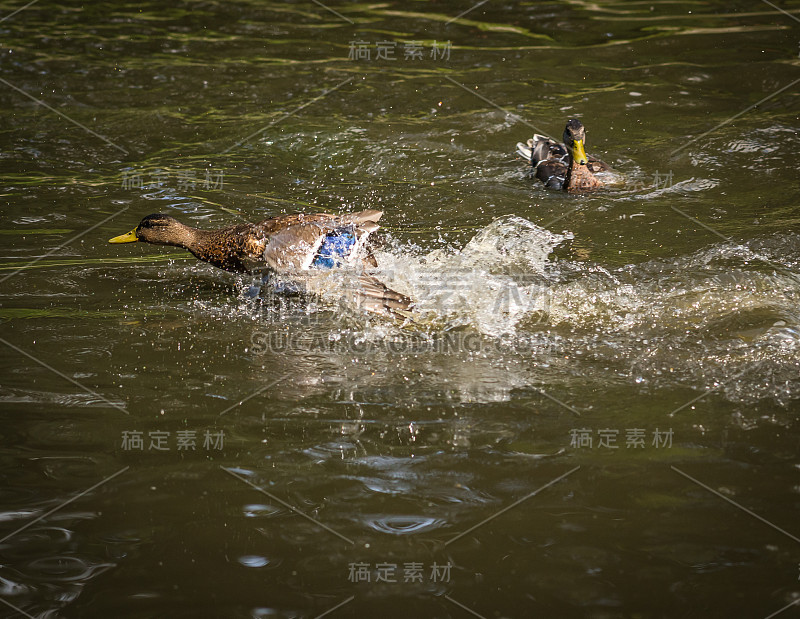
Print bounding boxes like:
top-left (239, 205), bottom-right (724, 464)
top-left (109, 210), bottom-right (412, 317)
top-left (516, 119), bottom-right (610, 192)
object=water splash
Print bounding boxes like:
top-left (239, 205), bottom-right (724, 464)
top-left (376, 216), bottom-right (569, 335)
top-left (373, 218), bottom-right (800, 404)
top-left (236, 216), bottom-right (800, 405)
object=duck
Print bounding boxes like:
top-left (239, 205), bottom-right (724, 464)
top-left (516, 119), bottom-right (610, 192)
top-left (108, 210), bottom-right (413, 318)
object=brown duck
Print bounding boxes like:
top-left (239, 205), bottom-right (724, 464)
top-left (109, 210), bottom-right (412, 318)
top-left (516, 119), bottom-right (609, 192)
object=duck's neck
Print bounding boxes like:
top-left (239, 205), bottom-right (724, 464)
top-left (165, 223), bottom-right (251, 273)
top-left (158, 222), bottom-right (210, 251)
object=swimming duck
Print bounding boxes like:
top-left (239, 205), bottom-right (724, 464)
top-left (109, 210), bottom-right (412, 317)
top-left (516, 119), bottom-right (609, 192)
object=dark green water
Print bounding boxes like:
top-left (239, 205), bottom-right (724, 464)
top-left (2, 1), bottom-right (800, 617)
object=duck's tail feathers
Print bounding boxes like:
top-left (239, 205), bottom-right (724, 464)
top-left (517, 136), bottom-right (556, 162)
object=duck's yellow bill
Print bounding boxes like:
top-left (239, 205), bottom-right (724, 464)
top-left (108, 229), bottom-right (138, 243)
top-left (573, 139), bottom-right (588, 165)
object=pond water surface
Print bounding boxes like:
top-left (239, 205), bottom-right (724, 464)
top-left (1, 1), bottom-right (800, 617)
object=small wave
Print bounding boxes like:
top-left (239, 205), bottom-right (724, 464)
top-left (25, 556), bottom-right (115, 582)
top-left (363, 515), bottom-right (446, 535)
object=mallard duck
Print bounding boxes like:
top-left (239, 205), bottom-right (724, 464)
top-left (108, 210), bottom-right (412, 317)
top-left (516, 119), bottom-right (609, 192)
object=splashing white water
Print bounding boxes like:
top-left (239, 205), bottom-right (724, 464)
top-left (375, 216), bottom-right (570, 336)
top-left (234, 216), bottom-right (800, 405)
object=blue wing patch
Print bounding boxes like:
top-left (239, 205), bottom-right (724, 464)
top-left (311, 230), bottom-right (356, 269)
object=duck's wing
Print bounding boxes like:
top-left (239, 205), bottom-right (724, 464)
top-left (342, 212), bottom-right (413, 317)
top-left (255, 210), bottom-right (381, 232)
top-left (336, 209), bottom-right (382, 226)
top-left (586, 154), bottom-right (611, 174)
top-left (517, 135), bottom-right (611, 189)
top-left (256, 210), bottom-right (384, 272)
top-left (515, 140), bottom-right (533, 161)
top-left (516, 135), bottom-right (569, 189)
top-left (517, 136), bottom-right (570, 190)
top-left (258, 210), bottom-right (412, 318)
top-left (529, 134), bottom-right (568, 164)
top-left (528, 135), bottom-right (609, 172)
top-left (259, 224), bottom-right (325, 271)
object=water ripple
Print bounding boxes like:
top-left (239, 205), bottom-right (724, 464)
top-left (363, 515), bottom-right (446, 536)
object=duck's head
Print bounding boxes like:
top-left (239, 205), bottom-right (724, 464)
top-left (563, 119), bottom-right (589, 165)
top-left (109, 213), bottom-right (193, 247)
